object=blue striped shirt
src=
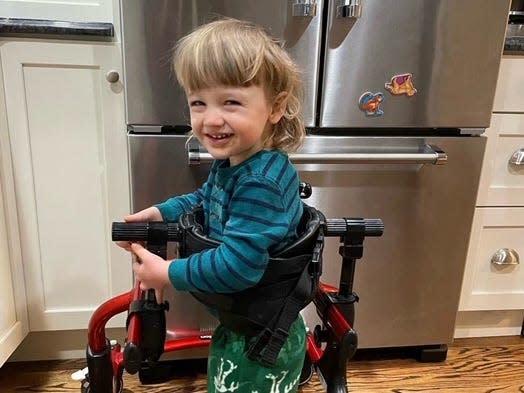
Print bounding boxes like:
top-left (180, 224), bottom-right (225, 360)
top-left (156, 149), bottom-right (303, 293)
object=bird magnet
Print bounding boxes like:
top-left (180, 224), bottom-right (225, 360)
top-left (358, 91), bottom-right (384, 117)
top-left (385, 73), bottom-right (417, 97)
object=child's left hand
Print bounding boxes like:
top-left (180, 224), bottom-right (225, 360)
top-left (130, 242), bottom-right (171, 303)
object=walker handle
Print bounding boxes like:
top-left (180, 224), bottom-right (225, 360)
top-left (325, 218), bottom-right (384, 237)
top-left (111, 222), bottom-right (183, 242)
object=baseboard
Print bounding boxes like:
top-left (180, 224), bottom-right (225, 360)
top-left (454, 309), bottom-right (523, 338)
top-left (8, 328), bottom-right (126, 362)
top-left (7, 310), bottom-right (522, 361)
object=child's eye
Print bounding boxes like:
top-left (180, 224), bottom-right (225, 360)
top-left (225, 100), bottom-right (241, 106)
top-left (189, 100), bottom-right (205, 107)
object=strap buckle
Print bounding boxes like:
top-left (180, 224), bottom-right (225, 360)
top-left (246, 327), bottom-right (289, 367)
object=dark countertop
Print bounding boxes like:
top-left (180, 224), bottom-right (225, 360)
top-left (504, 36), bottom-right (524, 55)
top-left (0, 18), bottom-right (113, 40)
top-left (0, 17), bottom-right (520, 54)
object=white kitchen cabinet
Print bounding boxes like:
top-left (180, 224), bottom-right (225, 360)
top-left (476, 114), bottom-right (524, 206)
top-left (460, 208), bottom-right (524, 310)
top-left (492, 57), bottom-right (524, 113)
top-left (0, 39), bottom-right (131, 332)
top-left (458, 56), bottom-right (524, 335)
top-left (0, 0), bottom-right (114, 23)
top-left (0, 60), bottom-right (28, 367)
top-left (0, 166), bottom-right (27, 367)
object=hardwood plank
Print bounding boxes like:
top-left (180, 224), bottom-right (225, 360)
top-left (0, 336), bottom-right (522, 392)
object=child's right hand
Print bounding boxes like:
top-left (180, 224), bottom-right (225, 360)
top-left (116, 206), bottom-right (163, 251)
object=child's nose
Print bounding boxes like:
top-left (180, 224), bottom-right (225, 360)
top-left (203, 108), bottom-right (225, 127)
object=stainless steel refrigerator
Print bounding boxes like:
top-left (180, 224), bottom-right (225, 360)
top-left (120, 0), bottom-right (510, 359)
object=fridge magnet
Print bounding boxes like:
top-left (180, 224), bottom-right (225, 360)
top-left (358, 91), bottom-right (384, 117)
top-left (385, 73), bottom-right (417, 96)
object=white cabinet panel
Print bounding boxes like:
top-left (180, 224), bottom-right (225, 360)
top-left (0, 172), bottom-right (27, 367)
top-left (477, 114), bottom-right (524, 206)
top-left (460, 208), bottom-right (524, 311)
top-left (457, 57), bottom-right (524, 336)
top-left (0, 57), bottom-right (28, 366)
top-left (492, 57), bottom-right (524, 113)
top-left (1, 40), bottom-right (131, 331)
top-left (0, 0), bottom-right (114, 23)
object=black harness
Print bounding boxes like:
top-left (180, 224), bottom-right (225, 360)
top-left (177, 204), bottom-right (325, 366)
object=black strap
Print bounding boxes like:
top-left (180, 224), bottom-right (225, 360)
top-left (246, 265), bottom-right (315, 366)
top-left (245, 227), bottom-right (324, 366)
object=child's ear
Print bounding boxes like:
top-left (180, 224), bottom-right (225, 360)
top-left (269, 92), bottom-right (287, 124)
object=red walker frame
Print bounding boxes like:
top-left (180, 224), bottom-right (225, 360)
top-left (83, 213), bottom-right (383, 393)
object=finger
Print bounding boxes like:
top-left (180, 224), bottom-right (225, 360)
top-left (155, 289), bottom-right (163, 304)
top-left (130, 242), bottom-right (147, 258)
top-left (124, 213), bottom-right (143, 223)
top-left (132, 261), bottom-right (141, 274)
top-left (116, 240), bottom-right (132, 251)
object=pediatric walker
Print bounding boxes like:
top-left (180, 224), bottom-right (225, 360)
top-left (80, 184), bottom-right (383, 393)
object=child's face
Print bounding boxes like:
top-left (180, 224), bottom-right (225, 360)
top-left (187, 84), bottom-right (282, 166)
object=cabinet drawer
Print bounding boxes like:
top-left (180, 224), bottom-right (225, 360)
top-left (477, 114), bottom-right (524, 206)
top-left (492, 57), bottom-right (524, 113)
top-left (459, 207), bottom-right (524, 311)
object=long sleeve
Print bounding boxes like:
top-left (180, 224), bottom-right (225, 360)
top-left (167, 151), bottom-right (303, 293)
top-left (155, 162), bottom-right (218, 221)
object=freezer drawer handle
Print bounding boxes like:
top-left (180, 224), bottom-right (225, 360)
top-left (187, 144), bottom-right (448, 166)
top-left (293, 0), bottom-right (317, 17)
top-left (336, 0), bottom-right (362, 19)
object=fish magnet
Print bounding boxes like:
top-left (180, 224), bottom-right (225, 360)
top-left (358, 92), bottom-right (384, 117)
top-left (385, 73), bottom-right (417, 96)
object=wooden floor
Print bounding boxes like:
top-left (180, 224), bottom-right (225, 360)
top-left (1, 336), bottom-right (523, 393)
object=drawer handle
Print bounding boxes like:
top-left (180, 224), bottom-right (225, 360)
top-left (491, 248), bottom-right (520, 266)
top-left (186, 143), bottom-right (448, 166)
top-left (509, 149), bottom-right (524, 166)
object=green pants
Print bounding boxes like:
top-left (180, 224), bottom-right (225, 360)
top-left (207, 316), bottom-right (306, 393)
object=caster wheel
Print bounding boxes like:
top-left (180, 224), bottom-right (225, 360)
top-left (80, 379), bottom-right (90, 393)
top-left (299, 354), bottom-right (313, 385)
top-left (79, 376), bottom-right (122, 393)
top-left (113, 376), bottom-right (124, 393)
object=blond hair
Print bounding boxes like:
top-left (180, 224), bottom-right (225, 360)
top-left (173, 18), bottom-right (305, 152)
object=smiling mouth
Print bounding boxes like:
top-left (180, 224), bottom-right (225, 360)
top-left (207, 133), bottom-right (233, 140)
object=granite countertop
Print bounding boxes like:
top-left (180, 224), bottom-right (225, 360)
top-left (504, 36), bottom-right (524, 54)
top-left (0, 18), bottom-right (113, 40)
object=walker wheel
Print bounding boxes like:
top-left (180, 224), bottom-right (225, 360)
top-left (80, 379), bottom-right (90, 393)
top-left (299, 353), bottom-right (313, 385)
top-left (113, 376), bottom-right (124, 393)
top-left (79, 376), bottom-right (123, 393)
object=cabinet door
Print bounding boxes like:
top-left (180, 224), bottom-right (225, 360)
top-left (460, 208), bottom-right (524, 311)
top-left (0, 67), bottom-right (28, 365)
top-left (1, 40), bottom-right (131, 331)
top-left (0, 0), bottom-right (113, 23)
top-left (477, 114), bottom-right (524, 206)
top-left (492, 57), bottom-right (524, 113)
top-left (0, 159), bottom-right (28, 367)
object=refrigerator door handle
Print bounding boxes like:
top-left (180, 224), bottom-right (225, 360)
top-left (292, 0), bottom-right (317, 17)
top-left (336, 0), bottom-right (362, 19)
top-left (187, 144), bottom-right (448, 166)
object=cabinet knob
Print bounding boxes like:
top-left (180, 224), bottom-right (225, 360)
top-left (106, 70), bottom-right (120, 83)
top-left (491, 248), bottom-right (519, 266)
top-left (509, 148), bottom-right (524, 166)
